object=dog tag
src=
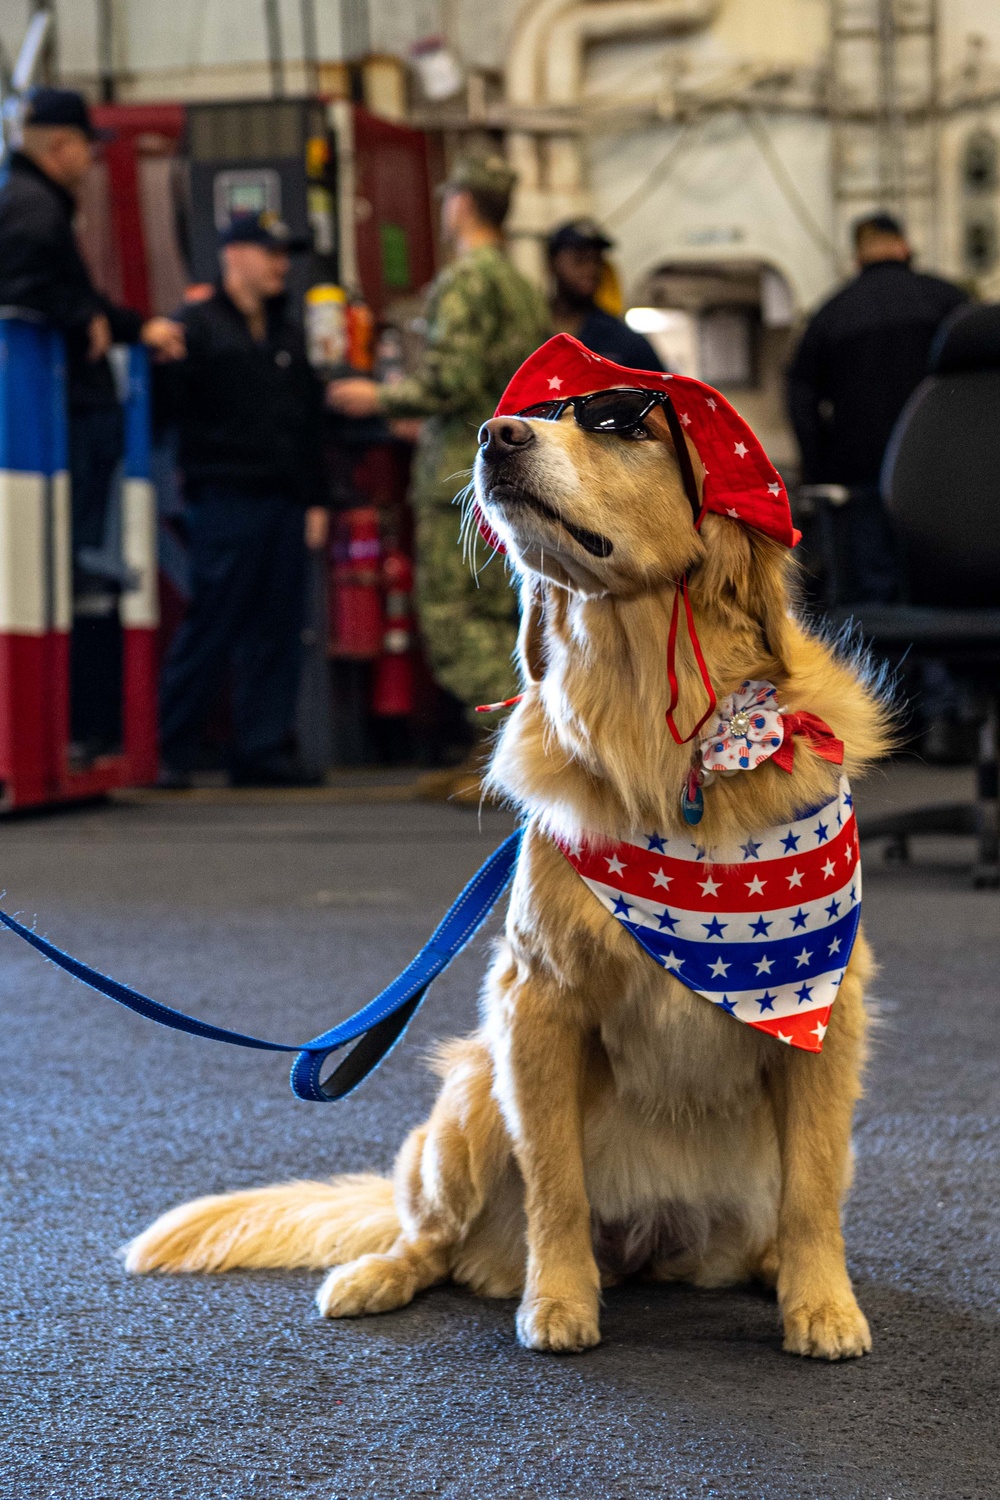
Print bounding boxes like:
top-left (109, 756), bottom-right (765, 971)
top-left (681, 768), bottom-right (704, 825)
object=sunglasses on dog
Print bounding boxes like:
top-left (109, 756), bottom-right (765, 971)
top-left (515, 387), bottom-right (702, 523)
top-left (516, 387), bottom-right (670, 433)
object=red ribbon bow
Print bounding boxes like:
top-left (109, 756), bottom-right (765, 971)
top-left (772, 710), bottom-right (844, 773)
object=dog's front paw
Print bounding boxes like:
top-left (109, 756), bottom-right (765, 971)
top-left (516, 1294), bottom-right (600, 1354)
top-left (316, 1254), bottom-right (417, 1319)
top-left (781, 1291), bottom-right (871, 1360)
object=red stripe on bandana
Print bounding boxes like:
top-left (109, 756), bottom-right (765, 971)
top-left (566, 811), bottom-right (858, 913)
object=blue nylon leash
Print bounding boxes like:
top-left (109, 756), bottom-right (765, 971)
top-left (0, 829), bottom-right (522, 1102)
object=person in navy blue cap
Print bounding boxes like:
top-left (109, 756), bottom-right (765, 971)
top-left (0, 87), bottom-right (183, 754)
top-left (547, 219), bottom-right (664, 372)
top-left (155, 210), bottom-right (326, 788)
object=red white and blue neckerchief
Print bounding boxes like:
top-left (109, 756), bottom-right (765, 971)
top-left (560, 775), bottom-right (860, 1052)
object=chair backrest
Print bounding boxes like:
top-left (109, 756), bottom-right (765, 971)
top-left (882, 302), bottom-right (1000, 608)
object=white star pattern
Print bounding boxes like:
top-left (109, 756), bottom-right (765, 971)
top-left (679, 411), bottom-right (691, 426)
top-left (726, 507), bottom-right (740, 517)
top-left (734, 442), bottom-right (748, 458)
top-left (566, 840), bottom-right (582, 858)
top-left (548, 376), bottom-right (563, 391)
top-left (767, 481), bottom-right (781, 494)
top-left (563, 776), bottom-right (860, 1055)
top-left (706, 397), bottom-right (717, 410)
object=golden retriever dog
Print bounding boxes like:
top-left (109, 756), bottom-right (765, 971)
top-left (126, 348), bottom-right (889, 1360)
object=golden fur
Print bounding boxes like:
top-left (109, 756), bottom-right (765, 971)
top-left (125, 401), bottom-right (890, 1359)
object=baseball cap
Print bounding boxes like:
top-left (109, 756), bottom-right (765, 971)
top-left (547, 219), bottom-right (615, 256)
top-left (442, 154), bottom-right (517, 198)
top-left (24, 87), bottom-right (113, 141)
top-left (486, 333), bottom-right (799, 548)
top-left (218, 211), bottom-right (308, 252)
top-left (853, 211), bottom-right (905, 241)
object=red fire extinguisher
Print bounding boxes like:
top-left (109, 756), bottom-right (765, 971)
top-left (372, 546), bottom-right (415, 716)
top-left (330, 506), bottom-right (383, 659)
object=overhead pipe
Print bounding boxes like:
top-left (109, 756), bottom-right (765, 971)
top-left (543, 0), bottom-right (720, 106)
top-left (503, 0), bottom-right (718, 281)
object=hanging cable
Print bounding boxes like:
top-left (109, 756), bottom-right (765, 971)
top-left (604, 121), bottom-right (697, 229)
top-left (745, 108), bottom-right (836, 261)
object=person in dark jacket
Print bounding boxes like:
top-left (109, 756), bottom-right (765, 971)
top-left (157, 213), bottom-right (325, 788)
top-left (548, 219), bottom-right (664, 371)
top-left (0, 89), bottom-right (182, 584)
top-left (787, 212), bottom-right (967, 604)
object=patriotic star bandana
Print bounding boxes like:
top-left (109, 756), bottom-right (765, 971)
top-left (560, 776), bottom-right (860, 1052)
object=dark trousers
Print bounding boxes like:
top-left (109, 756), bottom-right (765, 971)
top-left (819, 484), bottom-right (899, 606)
top-left (70, 404), bottom-right (124, 557)
top-left (69, 404), bottom-right (125, 750)
top-left (159, 488), bottom-right (307, 773)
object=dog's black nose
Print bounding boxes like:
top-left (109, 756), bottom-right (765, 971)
top-left (478, 417), bottom-right (535, 459)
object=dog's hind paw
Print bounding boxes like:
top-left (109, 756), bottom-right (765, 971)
top-left (316, 1254), bottom-right (418, 1319)
top-left (781, 1294), bottom-right (871, 1360)
top-left (516, 1294), bottom-right (601, 1354)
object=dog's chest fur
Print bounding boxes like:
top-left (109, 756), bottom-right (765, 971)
top-left (598, 961), bottom-right (770, 1120)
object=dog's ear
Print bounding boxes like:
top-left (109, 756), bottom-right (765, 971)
top-left (693, 515), bottom-right (793, 678)
top-left (646, 405), bottom-right (705, 519)
top-left (517, 574), bottom-right (550, 685)
top-left (744, 530), bottom-right (794, 678)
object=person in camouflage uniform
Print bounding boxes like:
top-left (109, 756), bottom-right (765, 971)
top-left (328, 157), bottom-right (550, 743)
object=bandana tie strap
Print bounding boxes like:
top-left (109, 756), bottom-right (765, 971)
top-left (665, 576), bottom-right (717, 745)
top-left (772, 710), bottom-right (844, 773)
top-left (475, 694), bottom-right (524, 713)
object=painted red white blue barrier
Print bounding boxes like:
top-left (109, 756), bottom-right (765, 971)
top-left (0, 316), bottom-right (158, 808)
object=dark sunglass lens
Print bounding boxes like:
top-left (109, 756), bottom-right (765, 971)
top-left (578, 390), bottom-right (651, 431)
top-left (517, 401), bottom-right (563, 420)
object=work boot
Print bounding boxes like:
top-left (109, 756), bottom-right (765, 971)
top-left (414, 743), bottom-right (494, 805)
top-left (230, 754), bottom-right (323, 788)
top-left (155, 764), bottom-right (193, 791)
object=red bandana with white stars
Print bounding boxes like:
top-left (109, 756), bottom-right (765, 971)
top-left (492, 333), bottom-right (800, 547)
top-left (560, 777), bottom-right (860, 1052)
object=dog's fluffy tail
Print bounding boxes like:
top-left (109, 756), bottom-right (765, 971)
top-left (121, 1174), bottom-right (399, 1274)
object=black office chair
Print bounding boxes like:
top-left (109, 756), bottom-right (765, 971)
top-left (827, 302), bottom-right (1000, 888)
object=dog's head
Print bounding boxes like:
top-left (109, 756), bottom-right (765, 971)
top-left (473, 398), bottom-right (705, 597)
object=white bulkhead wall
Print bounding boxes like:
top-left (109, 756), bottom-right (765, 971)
top-left (2, 0), bottom-right (999, 310)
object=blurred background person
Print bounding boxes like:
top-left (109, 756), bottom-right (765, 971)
top-left (0, 86), bottom-right (182, 758)
top-left (787, 211), bottom-right (967, 607)
top-left (156, 212), bottom-right (326, 789)
top-left (327, 156), bottom-right (550, 801)
top-left (548, 219), bottom-right (664, 372)
top-left (0, 88), bottom-right (182, 594)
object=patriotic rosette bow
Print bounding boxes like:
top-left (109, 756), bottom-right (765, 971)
top-left (697, 679), bottom-right (846, 781)
top-left (700, 681), bottom-right (784, 775)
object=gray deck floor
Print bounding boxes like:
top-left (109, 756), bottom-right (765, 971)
top-left (0, 762), bottom-right (997, 1499)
